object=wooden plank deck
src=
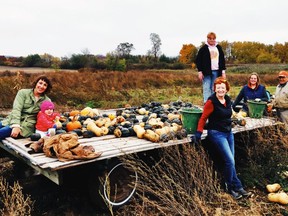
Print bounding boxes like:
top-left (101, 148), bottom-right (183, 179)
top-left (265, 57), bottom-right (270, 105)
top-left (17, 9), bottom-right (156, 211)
top-left (0, 116), bottom-right (280, 184)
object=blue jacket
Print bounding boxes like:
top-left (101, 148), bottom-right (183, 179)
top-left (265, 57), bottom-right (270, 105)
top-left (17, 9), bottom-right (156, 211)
top-left (232, 84), bottom-right (268, 112)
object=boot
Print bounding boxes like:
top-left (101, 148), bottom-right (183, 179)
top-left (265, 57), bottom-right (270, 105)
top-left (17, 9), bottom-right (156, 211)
top-left (236, 188), bottom-right (252, 197)
top-left (228, 189), bottom-right (242, 200)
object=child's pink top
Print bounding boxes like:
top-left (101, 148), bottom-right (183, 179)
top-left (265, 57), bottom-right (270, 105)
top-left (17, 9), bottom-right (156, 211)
top-left (35, 111), bottom-right (60, 132)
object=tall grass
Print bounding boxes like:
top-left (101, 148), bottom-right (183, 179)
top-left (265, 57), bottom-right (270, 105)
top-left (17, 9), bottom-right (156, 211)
top-left (0, 67), bottom-right (281, 112)
top-left (235, 124), bottom-right (288, 189)
top-left (117, 144), bottom-right (222, 215)
top-left (113, 125), bottom-right (288, 215)
top-left (0, 177), bottom-right (34, 215)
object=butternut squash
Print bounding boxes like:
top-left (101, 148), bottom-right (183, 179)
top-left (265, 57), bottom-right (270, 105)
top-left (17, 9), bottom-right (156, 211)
top-left (267, 192), bottom-right (288, 205)
top-left (171, 123), bottom-right (182, 132)
top-left (91, 108), bottom-right (100, 116)
top-left (143, 129), bottom-right (160, 142)
top-left (155, 126), bottom-right (171, 136)
top-left (137, 108), bottom-right (147, 115)
top-left (168, 113), bottom-right (180, 121)
top-left (87, 121), bottom-right (104, 136)
top-left (148, 118), bottom-right (164, 128)
top-left (83, 118), bottom-right (94, 126)
top-left (238, 110), bottom-right (247, 118)
top-left (133, 125), bottom-right (145, 139)
top-left (95, 118), bottom-right (107, 127)
top-left (139, 122), bottom-right (145, 127)
top-left (80, 107), bottom-right (95, 117)
top-left (101, 126), bottom-right (109, 135)
top-left (266, 183), bottom-right (281, 193)
top-left (162, 104), bottom-right (169, 109)
top-left (105, 118), bottom-right (117, 128)
top-left (148, 113), bottom-right (157, 119)
top-left (54, 118), bottom-right (62, 129)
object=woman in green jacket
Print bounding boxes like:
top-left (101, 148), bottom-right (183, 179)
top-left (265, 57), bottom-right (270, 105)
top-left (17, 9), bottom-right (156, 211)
top-left (0, 75), bottom-right (52, 139)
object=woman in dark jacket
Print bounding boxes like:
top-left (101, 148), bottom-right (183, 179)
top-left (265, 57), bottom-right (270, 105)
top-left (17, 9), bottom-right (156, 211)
top-left (196, 32), bottom-right (226, 103)
top-left (232, 72), bottom-right (268, 114)
top-left (195, 77), bottom-right (251, 200)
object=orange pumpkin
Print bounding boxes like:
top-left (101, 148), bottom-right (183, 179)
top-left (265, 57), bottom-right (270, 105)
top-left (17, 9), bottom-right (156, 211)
top-left (69, 110), bottom-right (80, 117)
top-left (66, 116), bottom-right (82, 131)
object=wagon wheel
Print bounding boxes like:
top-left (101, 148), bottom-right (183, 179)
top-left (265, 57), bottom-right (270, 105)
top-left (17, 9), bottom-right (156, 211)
top-left (89, 159), bottom-right (138, 209)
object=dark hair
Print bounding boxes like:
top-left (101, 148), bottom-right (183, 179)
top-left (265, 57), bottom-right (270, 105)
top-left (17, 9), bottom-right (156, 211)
top-left (32, 75), bottom-right (52, 94)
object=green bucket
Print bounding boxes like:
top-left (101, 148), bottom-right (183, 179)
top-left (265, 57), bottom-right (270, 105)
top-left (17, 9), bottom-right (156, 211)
top-left (180, 108), bottom-right (203, 134)
top-left (247, 100), bottom-right (267, 118)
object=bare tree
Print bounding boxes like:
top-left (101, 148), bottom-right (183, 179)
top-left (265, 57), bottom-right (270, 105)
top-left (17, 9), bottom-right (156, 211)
top-left (148, 33), bottom-right (162, 60)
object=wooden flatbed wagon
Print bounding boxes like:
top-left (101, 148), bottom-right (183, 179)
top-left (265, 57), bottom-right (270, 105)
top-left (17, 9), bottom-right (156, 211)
top-left (0, 113), bottom-right (279, 208)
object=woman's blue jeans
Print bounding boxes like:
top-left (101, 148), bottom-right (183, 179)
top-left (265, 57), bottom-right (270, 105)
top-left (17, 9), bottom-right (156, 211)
top-left (0, 122), bottom-right (12, 140)
top-left (203, 70), bottom-right (218, 103)
top-left (208, 129), bottom-right (243, 191)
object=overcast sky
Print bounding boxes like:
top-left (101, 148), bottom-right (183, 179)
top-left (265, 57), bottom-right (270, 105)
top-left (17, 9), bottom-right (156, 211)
top-left (1, 0), bottom-right (287, 58)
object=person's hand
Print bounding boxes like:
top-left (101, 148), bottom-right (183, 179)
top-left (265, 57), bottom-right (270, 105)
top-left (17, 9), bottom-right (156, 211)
top-left (191, 131), bottom-right (202, 144)
top-left (198, 72), bottom-right (203, 81)
top-left (267, 103), bottom-right (273, 113)
top-left (11, 127), bottom-right (21, 138)
top-left (222, 72), bottom-right (226, 79)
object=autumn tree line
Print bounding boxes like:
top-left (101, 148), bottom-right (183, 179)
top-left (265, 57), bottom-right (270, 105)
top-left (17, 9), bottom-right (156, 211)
top-left (1, 33), bottom-right (288, 72)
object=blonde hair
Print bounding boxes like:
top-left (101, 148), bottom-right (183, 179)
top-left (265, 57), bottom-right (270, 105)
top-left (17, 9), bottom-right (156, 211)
top-left (207, 32), bottom-right (216, 39)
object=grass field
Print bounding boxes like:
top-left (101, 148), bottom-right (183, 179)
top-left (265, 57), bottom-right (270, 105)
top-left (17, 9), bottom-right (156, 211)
top-left (0, 65), bottom-right (282, 112)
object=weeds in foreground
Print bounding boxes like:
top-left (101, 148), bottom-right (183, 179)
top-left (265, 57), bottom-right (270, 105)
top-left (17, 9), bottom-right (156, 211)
top-left (112, 125), bottom-right (288, 215)
top-left (235, 124), bottom-right (288, 190)
top-left (116, 144), bottom-right (222, 215)
top-left (0, 177), bottom-right (34, 216)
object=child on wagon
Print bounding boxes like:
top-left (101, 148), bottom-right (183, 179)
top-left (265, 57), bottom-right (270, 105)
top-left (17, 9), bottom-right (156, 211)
top-left (35, 101), bottom-right (60, 137)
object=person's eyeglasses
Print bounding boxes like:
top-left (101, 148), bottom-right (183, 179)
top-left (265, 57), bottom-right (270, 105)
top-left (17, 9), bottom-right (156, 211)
top-left (208, 37), bottom-right (216, 40)
top-left (278, 76), bottom-right (286, 79)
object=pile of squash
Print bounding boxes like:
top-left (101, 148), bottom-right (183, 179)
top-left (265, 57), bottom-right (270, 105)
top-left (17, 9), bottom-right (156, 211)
top-left (53, 101), bottom-right (196, 143)
top-left (266, 183), bottom-right (288, 205)
top-left (231, 110), bottom-right (247, 127)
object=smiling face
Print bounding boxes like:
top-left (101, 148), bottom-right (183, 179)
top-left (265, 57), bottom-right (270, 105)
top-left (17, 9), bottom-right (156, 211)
top-left (249, 74), bottom-right (258, 86)
top-left (278, 76), bottom-right (288, 84)
top-left (44, 108), bottom-right (53, 116)
top-left (34, 79), bottom-right (48, 96)
top-left (215, 83), bottom-right (227, 98)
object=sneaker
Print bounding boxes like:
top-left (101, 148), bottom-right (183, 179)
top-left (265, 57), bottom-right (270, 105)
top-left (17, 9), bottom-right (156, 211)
top-left (236, 188), bottom-right (252, 197)
top-left (229, 190), bottom-right (242, 200)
